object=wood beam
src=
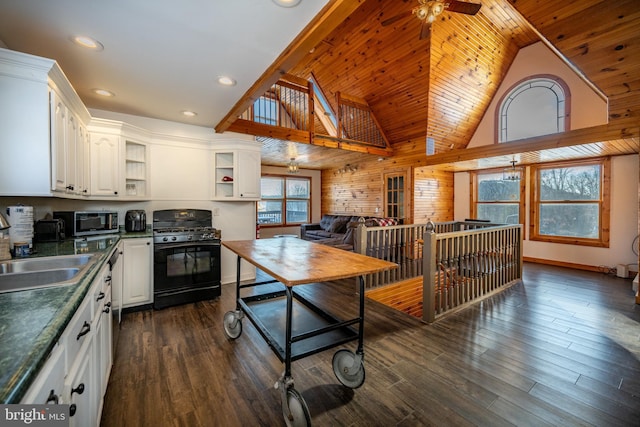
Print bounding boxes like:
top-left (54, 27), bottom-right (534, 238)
top-left (214, 0), bottom-right (364, 134)
top-left (421, 119), bottom-right (639, 167)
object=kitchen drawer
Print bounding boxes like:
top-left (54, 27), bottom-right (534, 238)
top-left (60, 295), bottom-right (92, 372)
top-left (20, 343), bottom-right (65, 404)
top-left (92, 265), bottom-right (111, 318)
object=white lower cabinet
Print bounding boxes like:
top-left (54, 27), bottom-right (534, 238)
top-left (65, 332), bottom-right (96, 427)
top-left (20, 344), bottom-right (65, 405)
top-left (122, 238), bottom-right (153, 308)
top-left (21, 253), bottom-right (115, 427)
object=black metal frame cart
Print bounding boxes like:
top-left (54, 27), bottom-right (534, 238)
top-left (221, 239), bottom-right (397, 427)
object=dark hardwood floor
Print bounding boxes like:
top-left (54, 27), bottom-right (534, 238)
top-left (101, 263), bottom-right (640, 426)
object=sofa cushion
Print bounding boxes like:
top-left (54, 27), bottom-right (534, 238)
top-left (329, 215), bottom-right (351, 233)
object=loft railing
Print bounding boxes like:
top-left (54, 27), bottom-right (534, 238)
top-left (229, 75), bottom-right (393, 156)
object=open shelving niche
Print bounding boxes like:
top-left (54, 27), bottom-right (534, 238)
top-left (214, 152), bottom-right (235, 198)
top-left (124, 140), bottom-right (147, 197)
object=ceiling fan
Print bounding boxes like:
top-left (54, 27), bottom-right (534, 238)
top-left (382, 0), bottom-right (482, 39)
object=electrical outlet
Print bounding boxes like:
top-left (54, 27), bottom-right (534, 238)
top-left (213, 208), bottom-right (220, 216)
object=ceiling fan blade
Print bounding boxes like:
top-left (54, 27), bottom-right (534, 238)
top-left (381, 10), bottom-right (413, 26)
top-left (419, 21), bottom-right (431, 40)
top-left (446, 0), bottom-right (482, 15)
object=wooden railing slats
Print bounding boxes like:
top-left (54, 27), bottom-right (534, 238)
top-left (358, 220), bottom-right (522, 323)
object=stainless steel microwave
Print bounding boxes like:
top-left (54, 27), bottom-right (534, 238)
top-left (53, 211), bottom-right (119, 237)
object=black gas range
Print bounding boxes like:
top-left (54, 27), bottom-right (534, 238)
top-left (152, 209), bottom-right (221, 309)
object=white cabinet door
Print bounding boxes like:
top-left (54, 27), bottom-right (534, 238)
top-left (65, 335), bottom-right (96, 427)
top-left (65, 112), bottom-right (78, 194)
top-left (50, 89), bottom-right (67, 192)
top-left (237, 149), bottom-right (260, 199)
top-left (20, 344), bottom-right (65, 405)
top-left (90, 132), bottom-right (120, 197)
top-left (122, 238), bottom-right (153, 307)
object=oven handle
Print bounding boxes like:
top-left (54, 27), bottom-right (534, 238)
top-left (154, 241), bottom-right (221, 251)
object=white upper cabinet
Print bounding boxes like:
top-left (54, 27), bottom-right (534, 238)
top-left (211, 139), bottom-right (261, 201)
top-left (89, 131), bottom-right (121, 198)
top-left (88, 118), bottom-right (151, 200)
top-left (0, 48), bottom-right (90, 197)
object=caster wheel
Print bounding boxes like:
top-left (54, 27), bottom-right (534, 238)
top-left (283, 388), bottom-right (311, 427)
top-left (223, 311), bottom-right (242, 339)
top-left (332, 349), bottom-right (365, 389)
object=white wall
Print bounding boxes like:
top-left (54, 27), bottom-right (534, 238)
top-left (468, 42), bottom-right (608, 148)
top-left (454, 155), bottom-right (639, 270)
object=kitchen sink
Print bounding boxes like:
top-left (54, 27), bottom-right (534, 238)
top-left (0, 254), bottom-right (95, 274)
top-left (0, 254), bottom-right (97, 293)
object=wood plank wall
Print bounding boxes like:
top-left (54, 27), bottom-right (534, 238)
top-left (321, 144), bottom-right (454, 224)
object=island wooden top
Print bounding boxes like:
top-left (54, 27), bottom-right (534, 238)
top-left (222, 238), bottom-right (397, 287)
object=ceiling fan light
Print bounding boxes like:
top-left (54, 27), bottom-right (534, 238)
top-left (415, 6), bottom-right (428, 20)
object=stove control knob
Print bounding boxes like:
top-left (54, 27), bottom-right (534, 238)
top-left (163, 237), bottom-right (168, 242)
top-left (187, 235), bottom-right (192, 240)
top-left (171, 236), bottom-right (177, 241)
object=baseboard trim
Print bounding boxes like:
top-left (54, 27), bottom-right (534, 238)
top-left (523, 257), bottom-right (605, 273)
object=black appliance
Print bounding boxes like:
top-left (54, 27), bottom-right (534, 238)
top-left (152, 209), bottom-right (221, 309)
top-left (53, 211), bottom-right (118, 237)
top-left (34, 219), bottom-right (65, 242)
top-left (125, 210), bottom-right (147, 232)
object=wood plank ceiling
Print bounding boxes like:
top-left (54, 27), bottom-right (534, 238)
top-left (223, 0), bottom-right (640, 171)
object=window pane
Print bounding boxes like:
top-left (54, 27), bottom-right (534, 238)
top-left (478, 173), bottom-right (520, 202)
top-left (540, 165), bottom-right (600, 201)
top-left (257, 200), bottom-right (282, 224)
top-left (539, 203), bottom-right (599, 238)
top-left (286, 200), bottom-right (309, 223)
top-left (477, 204), bottom-right (519, 224)
top-left (261, 177), bottom-right (283, 199)
top-left (286, 178), bottom-right (310, 199)
top-left (254, 97), bottom-right (277, 125)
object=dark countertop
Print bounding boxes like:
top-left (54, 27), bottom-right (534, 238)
top-left (0, 229), bottom-right (152, 403)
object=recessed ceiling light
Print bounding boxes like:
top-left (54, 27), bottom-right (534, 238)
top-left (217, 76), bottom-right (236, 86)
top-left (182, 110), bottom-right (197, 117)
top-left (92, 88), bottom-right (115, 97)
top-left (72, 35), bottom-right (104, 51)
top-left (272, 0), bottom-right (301, 7)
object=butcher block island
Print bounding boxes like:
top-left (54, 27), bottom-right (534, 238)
top-left (222, 237), bottom-right (397, 426)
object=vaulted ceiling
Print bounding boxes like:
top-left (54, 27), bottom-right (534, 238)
top-left (1, 1), bottom-right (637, 172)
top-left (221, 0), bottom-right (639, 171)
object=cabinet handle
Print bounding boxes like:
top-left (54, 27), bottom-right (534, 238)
top-left (70, 404), bottom-right (77, 417)
top-left (114, 191), bottom-right (118, 195)
top-left (76, 321), bottom-right (90, 340)
top-left (103, 302), bottom-right (111, 314)
top-left (96, 291), bottom-right (105, 301)
top-left (46, 389), bottom-right (59, 404)
top-left (71, 383), bottom-right (85, 396)
top-left (66, 185), bottom-right (74, 190)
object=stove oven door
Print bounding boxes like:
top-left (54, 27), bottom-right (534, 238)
top-left (153, 241), bottom-right (221, 309)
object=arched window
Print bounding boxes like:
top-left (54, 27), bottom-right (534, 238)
top-left (498, 76), bottom-right (569, 142)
